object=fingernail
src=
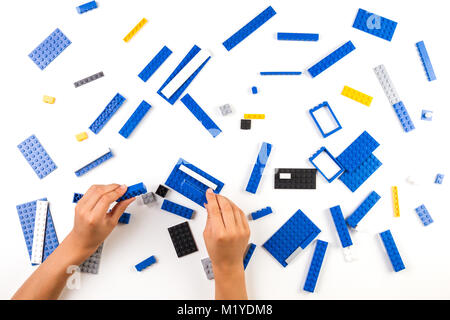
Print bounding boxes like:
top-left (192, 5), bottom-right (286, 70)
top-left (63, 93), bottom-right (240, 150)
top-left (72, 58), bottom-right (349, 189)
top-left (120, 184), bottom-right (127, 190)
top-left (206, 188), bottom-right (213, 194)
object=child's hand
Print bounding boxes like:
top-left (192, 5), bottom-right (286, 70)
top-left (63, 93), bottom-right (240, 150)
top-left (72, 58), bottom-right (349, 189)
top-left (71, 184), bottom-right (135, 254)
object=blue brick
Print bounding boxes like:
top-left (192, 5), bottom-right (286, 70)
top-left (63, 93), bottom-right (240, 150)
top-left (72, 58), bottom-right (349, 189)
top-left (157, 45), bottom-right (210, 105)
top-left (16, 198), bottom-right (59, 265)
top-left (346, 191), bottom-right (381, 228)
top-left (28, 28), bottom-right (71, 70)
top-left (329, 206), bottom-right (352, 248)
top-left (165, 158), bottom-right (224, 208)
top-left (243, 243), bottom-right (256, 270)
top-left (138, 46), bottom-right (172, 82)
top-left (180, 94), bottom-right (222, 138)
top-left (75, 149), bottom-right (114, 177)
top-left (251, 206), bottom-right (273, 220)
top-left (117, 183), bottom-right (147, 202)
top-left (308, 41), bottom-right (355, 78)
top-left (89, 93), bottom-right (126, 134)
top-left (309, 101), bottom-right (342, 138)
top-left (251, 86), bottom-right (258, 94)
top-left (17, 135), bottom-right (57, 179)
top-left (435, 174), bottom-right (444, 184)
top-left (277, 33), bottom-right (319, 41)
top-left (76, 1), bottom-right (98, 14)
top-left (161, 199), bottom-right (194, 219)
top-left (392, 101), bottom-right (415, 133)
top-left (416, 41), bottom-right (436, 81)
top-left (339, 154), bottom-right (382, 192)
top-left (246, 142), bottom-right (272, 194)
top-left (337, 131), bottom-right (380, 172)
top-left (223, 6), bottom-right (277, 51)
top-left (119, 100), bottom-right (151, 139)
top-left (260, 71), bottom-right (302, 75)
top-left (263, 209), bottom-right (321, 267)
top-left (303, 240), bottom-right (328, 293)
top-left (73, 193), bottom-right (83, 203)
top-left (379, 230), bottom-right (405, 272)
top-left (414, 204), bottom-right (433, 226)
top-left (135, 255), bottom-right (156, 272)
top-left (352, 8), bottom-right (397, 41)
top-left (118, 212), bottom-right (131, 224)
top-left (309, 147), bottom-right (344, 183)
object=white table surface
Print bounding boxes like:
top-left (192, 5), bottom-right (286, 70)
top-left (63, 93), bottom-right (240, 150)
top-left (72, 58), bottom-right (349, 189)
top-left (1, 0), bottom-right (449, 299)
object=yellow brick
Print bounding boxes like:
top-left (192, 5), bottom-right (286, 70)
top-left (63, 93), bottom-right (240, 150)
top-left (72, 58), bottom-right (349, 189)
top-left (75, 132), bottom-right (88, 142)
top-left (341, 86), bottom-right (373, 107)
top-left (123, 18), bottom-right (148, 42)
top-left (43, 95), bottom-right (55, 104)
top-left (244, 114), bottom-right (265, 119)
top-left (391, 186), bottom-right (400, 217)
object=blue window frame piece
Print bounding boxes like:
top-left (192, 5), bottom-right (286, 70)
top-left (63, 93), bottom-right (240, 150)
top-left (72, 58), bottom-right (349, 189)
top-left (309, 147), bottom-right (344, 183)
top-left (309, 101), bottom-right (342, 138)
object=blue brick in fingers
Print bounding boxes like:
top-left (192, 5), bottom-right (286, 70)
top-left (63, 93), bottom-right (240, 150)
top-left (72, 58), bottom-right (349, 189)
top-left (89, 93), bottom-right (126, 134)
top-left (119, 100), bottom-right (152, 139)
top-left (138, 46), bottom-right (172, 82)
top-left (161, 199), bottom-right (194, 219)
top-left (352, 8), bottom-right (397, 41)
top-left (246, 142), bottom-right (272, 194)
top-left (303, 240), bottom-right (328, 293)
top-left (339, 154), bottom-right (382, 192)
top-left (392, 101), bottom-right (415, 133)
top-left (28, 28), bottom-right (71, 70)
top-left (251, 207), bottom-right (272, 220)
top-left (379, 230), bottom-right (405, 272)
top-left (118, 212), bottom-right (131, 224)
top-left (135, 255), bottom-right (157, 272)
top-left (17, 135), bottom-right (57, 179)
top-left (308, 41), bottom-right (355, 78)
top-left (414, 204), bottom-right (433, 226)
top-left (346, 191), bottom-right (381, 228)
top-left (75, 149), bottom-right (114, 177)
top-left (180, 94), bottom-right (222, 138)
top-left (337, 131), bottom-right (380, 172)
top-left (416, 41), bottom-right (436, 81)
top-left (76, 1), bottom-right (98, 14)
top-left (243, 243), bottom-right (256, 270)
top-left (330, 206), bottom-right (352, 248)
top-left (117, 183), bottom-right (147, 202)
top-left (277, 33), bottom-right (318, 41)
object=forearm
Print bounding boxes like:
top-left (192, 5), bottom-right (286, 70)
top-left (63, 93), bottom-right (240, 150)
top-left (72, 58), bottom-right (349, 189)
top-left (213, 264), bottom-right (248, 300)
top-left (12, 232), bottom-right (93, 300)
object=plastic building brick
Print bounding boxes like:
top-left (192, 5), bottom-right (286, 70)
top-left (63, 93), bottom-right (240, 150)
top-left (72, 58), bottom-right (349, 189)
top-left (168, 221), bottom-right (198, 258)
top-left (73, 193), bottom-right (83, 203)
top-left (244, 114), bottom-right (265, 119)
top-left (16, 198), bottom-right (59, 264)
top-left (260, 71), bottom-right (302, 75)
top-left (341, 86), bottom-right (373, 106)
top-left (346, 191), bottom-right (381, 228)
top-left (219, 104), bottom-right (232, 116)
top-left (117, 183), bottom-right (147, 202)
top-left (43, 95), bottom-right (55, 104)
top-left (75, 149), bottom-right (113, 177)
top-left (31, 201), bottom-right (48, 264)
top-left (76, 1), bottom-right (97, 14)
top-left (161, 199), bottom-right (194, 219)
top-left (352, 8), bottom-right (397, 41)
top-left (329, 206), bottom-right (353, 248)
top-left (309, 101), bottom-right (342, 138)
top-left (416, 41), bottom-right (436, 81)
top-left (74, 71), bottom-right (104, 88)
top-left (123, 18), bottom-right (148, 42)
top-left (75, 132), bottom-right (88, 142)
top-left (157, 45), bottom-right (210, 105)
top-left (393, 101), bottom-right (415, 132)
top-left (379, 230), bottom-right (405, 272)
top-left (277, 33), bottom-right (319, 41)
top-left (309, 147), bottom-right (344, 183)
top-left (308, 41), bottom-right (355, 78)
top-left (201, 258), bottom-right (214, 280)
top-left (250, 206), bottom-right (273, 220)
top-left (274, 169), bottom-right (317, 189)
top-left (155, 185), bottom-right (169, 198)
top-left (392, 186), bottom-right (400, 217)
top-left (80, 243), bottom-right (103, 274)
top-left (303, 240), bottom-right (328, 293)
top-left (263, 209), bottom-right (321, 267)
top-left (339, 154), bottom-right (382, 192)
top-left (243, 243), bottom-right (256, 270)
top-left (421, 110), bottom-right (433, 121)
top-left (29, 28), bottom-right (71, 70)
top-left (180, 94), bottom-right (222, 138)
top-left (435, 174), bottom-right (444, 184)
top-left (138, 46), bottom-right (172, 82)
top-left (252, 86), bottom-right (258, 94)
top-left (373, 65), bottom-right (400, 105)
top-left (118, 212), bottom-right (131, 224)
top-left (414, 204), bottom-right (433, 226)
top-left (89, 93), bottom-right (126, 134)
top-left (222, 6), bottom-right (277, 51)
top-left (241, 119), bottom-right (251, 130)
top-left (141, 192), bottom-right (157, 204)
top-left (337, 131), bottom-right (380, 172)
top-left (18, 134), bottom-right (57, 179)
top-left (119, 100), bottom-right (152, 139)
top-left (135, 255), bottom-right (156, 272)
top-left (246, 142), bottom-right (272, 194)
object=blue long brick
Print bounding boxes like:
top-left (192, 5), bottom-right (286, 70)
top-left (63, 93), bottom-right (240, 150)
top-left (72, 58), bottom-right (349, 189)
top-left (119, 100), bottom-right (152, 138)
top-left (303, 240), bottom-right (328, 293)
top-left (180, 94), bottom-right (222, 138)
top-left (308, 41), bottom-right (355, 78)
top-left (138, 46), bottom-right (172, 82)
top-left (89, 93), bottom-right (126, 134)
top-left (246, 142), bottom-right (272, 194)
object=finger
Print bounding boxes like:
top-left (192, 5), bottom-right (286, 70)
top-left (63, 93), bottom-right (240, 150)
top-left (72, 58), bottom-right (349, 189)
top-left (110, 197), bottom-right (135, 222)
top-left (228, 199), bottom-right (245, 229)
top-left (204, 189), bottom-right (224, 230)
top-left (78, 184), bottom-right (120, 210)
top-left (216, 194), bottom-right (236, 231)
top-left (92, 185), bottom-right (128, 218)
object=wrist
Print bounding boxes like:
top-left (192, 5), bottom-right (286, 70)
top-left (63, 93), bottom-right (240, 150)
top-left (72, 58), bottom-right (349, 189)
top-left (212, 262), bottom-right (245, 279)
top-left (63, 232), bottom-right (97, 262)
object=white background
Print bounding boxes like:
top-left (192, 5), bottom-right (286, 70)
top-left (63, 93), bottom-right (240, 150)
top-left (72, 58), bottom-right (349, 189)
top-left (0, 0), bottom-right (449, 300)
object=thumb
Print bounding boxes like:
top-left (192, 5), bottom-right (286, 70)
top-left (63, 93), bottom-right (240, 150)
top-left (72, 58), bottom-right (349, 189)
top-left (110, 197), bottom-right (135, 223)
